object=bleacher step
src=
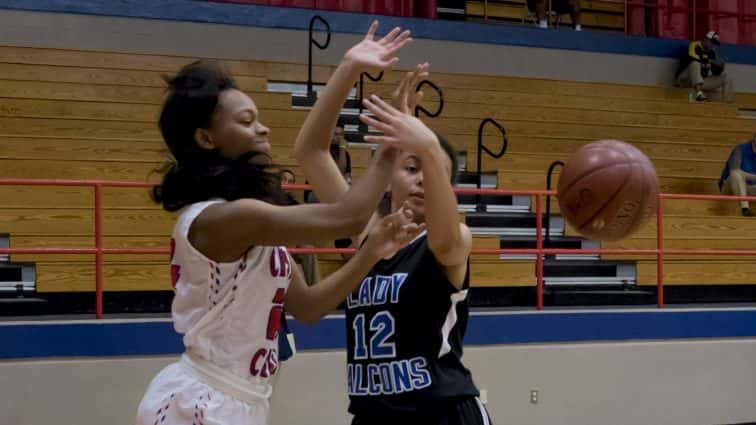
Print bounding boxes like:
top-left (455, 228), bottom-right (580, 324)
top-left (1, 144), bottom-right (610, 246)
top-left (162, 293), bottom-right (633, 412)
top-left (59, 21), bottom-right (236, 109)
top-left (457, 171), bottom-right (498, 188)
top-left (0, 262), bottom-right (37, 296)
top-left (0, 233), bottom-right (8, 263)
top-left (499, 236), bottom-right (599, 260)
top-left (466, 212), bottom-right (564, 236)
top-left (457, 194), bottom-right (530, 213)
top-left (543, 259), bottom-right (636, 286)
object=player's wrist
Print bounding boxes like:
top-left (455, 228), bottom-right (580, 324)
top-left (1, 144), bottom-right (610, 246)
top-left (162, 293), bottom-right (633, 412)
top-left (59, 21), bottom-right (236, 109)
top-left (339, 55), bottom-right (366, 78)
top-left (357, 243), bottom-right (382, 264)
top-left (417, 137), bottom-right (444, 160)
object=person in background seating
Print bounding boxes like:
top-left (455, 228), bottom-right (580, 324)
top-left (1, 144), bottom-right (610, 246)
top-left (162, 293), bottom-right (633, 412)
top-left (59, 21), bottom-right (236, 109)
top-left (528, 0), bottom-right (581, 31)
top-left (719, 133), bottom-right (756, 217)
top-left (676, 31), bottom-right (734, 103)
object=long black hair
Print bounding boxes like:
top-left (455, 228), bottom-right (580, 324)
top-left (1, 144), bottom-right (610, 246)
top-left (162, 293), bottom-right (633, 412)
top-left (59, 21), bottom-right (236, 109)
top-left (152, 61), bottom-right (287, 211)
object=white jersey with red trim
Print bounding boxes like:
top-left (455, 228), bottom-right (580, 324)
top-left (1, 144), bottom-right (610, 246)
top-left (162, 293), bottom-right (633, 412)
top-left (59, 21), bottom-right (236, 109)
top-left (171, 200), bottom-right (292, 384)
top-left (137, 200), bottom-right (292, 425)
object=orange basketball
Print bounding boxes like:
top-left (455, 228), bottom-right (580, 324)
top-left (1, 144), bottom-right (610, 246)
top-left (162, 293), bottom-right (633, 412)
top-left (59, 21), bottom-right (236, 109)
top-left (557, 140), bottom-right (659, 241)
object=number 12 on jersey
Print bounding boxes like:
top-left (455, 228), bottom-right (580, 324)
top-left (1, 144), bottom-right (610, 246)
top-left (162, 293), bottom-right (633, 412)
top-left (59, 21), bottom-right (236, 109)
top-left (352, 311), bottom-right (396, 360)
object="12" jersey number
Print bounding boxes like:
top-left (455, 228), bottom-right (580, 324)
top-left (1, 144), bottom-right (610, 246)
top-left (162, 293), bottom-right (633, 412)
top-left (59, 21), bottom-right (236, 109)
top-left (352, 311), bottom-right (396, 360)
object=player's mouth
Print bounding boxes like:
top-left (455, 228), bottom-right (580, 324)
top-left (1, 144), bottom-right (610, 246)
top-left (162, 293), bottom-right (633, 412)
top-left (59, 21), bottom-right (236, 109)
top-left (409, 192), bottom-right (424, 200)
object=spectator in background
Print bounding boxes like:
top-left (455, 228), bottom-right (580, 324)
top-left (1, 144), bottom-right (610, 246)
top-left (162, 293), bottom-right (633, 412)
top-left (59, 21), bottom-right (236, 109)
top-left (676, 31), bottom-right (734, 103)
top-left (279, 168), bottom-right (296, 186)
top-left (279, 168), bottom-right (302, 204)
top-left (719, 133), bottom-right (756, 217)
top-left (528, 0), bottom-right (582, 31)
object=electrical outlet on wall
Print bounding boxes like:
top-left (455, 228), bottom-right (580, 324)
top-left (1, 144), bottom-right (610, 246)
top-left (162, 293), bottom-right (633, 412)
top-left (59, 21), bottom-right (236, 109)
top-left (530, 389), bottom-right (539, 404)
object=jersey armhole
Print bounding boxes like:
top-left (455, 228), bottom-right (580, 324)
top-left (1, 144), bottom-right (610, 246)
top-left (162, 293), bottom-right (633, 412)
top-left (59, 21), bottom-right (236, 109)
top-left (176, 200), bottom-right (250, 266)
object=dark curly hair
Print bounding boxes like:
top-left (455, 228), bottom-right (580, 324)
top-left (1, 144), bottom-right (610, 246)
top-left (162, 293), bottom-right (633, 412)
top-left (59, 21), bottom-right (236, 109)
top-left (152, 60), bottom-right (288, 211)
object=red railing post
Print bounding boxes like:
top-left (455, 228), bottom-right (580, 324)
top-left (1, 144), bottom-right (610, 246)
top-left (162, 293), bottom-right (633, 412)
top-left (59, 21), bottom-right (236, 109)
top-left (535, 194), bottom-right (544, 310)
top-left (94, 184), bottom-right (104, 319)
top-left (624, 0), bottom-right (629, 35)
top-left (657, 193), bottom-right (664, 308)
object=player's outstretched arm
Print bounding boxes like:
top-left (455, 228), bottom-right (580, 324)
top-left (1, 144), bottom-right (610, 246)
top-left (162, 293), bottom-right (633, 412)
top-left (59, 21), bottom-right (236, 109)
top-left (294, 20), bottom-right (411, 205)
top-left (189, 147), bottom-right (398, 262)
top-left (285, 204), bottom-right (424, 323)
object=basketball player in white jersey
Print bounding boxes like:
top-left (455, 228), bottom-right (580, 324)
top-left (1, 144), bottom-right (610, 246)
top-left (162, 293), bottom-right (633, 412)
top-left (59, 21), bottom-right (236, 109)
top-left (135, 22), bottom-right (416, 425)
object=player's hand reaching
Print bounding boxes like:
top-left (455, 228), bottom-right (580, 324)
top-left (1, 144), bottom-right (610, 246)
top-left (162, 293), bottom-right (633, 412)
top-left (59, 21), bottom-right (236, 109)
top-left (362, 202), bottom-right (425, 261)
top-left (343, 20), bottom-right (412, 75)
top-left (359, 94), bottom-right (438, 154)
top-left (391, 62), bottom-right (430, 114)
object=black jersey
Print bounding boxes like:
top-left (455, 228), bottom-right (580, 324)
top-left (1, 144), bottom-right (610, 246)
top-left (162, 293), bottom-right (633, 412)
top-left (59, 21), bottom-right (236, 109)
top-left (345, 232), bottom-right (479, 419)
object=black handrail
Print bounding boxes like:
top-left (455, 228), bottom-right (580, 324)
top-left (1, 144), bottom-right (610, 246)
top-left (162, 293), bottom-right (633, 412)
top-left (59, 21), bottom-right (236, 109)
top-left (476, 118), bottom-right (507, 210)
top-left (357, 71), bottom-right (385, 133)
top-left (545, 161), bottom-right (564, 244)
top-left (358, 71), bottom-right (385, 114)
top-left (414, 80), bottom-right (444, 118)
top-left (307, 15), bottom-right (331, 99)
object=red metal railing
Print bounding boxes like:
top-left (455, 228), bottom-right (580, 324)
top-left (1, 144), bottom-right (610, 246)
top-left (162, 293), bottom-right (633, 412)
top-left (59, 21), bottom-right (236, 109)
top-left (3, 178), bottom-right (756, 318)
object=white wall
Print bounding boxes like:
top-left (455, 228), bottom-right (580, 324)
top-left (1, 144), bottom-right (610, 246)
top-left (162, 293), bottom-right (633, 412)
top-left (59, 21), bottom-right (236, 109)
top-left (1, 8), bottom-right (755, 92)
top-left (2, 339), bottom-right (756, 425)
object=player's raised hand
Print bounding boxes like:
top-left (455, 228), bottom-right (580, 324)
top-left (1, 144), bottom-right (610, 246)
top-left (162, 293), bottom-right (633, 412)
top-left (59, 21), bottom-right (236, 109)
top-left (359, 95), bottom-right (438, 154)
top-left (391, 62), bottom-right (430, 114)
top-left (343, 20), bottom-right (412, 75)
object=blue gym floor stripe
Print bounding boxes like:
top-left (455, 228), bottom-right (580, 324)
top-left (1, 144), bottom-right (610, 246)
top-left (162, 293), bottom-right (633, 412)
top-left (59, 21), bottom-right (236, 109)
top-left (1, 0), bottom-right (755, 64)
top-left (2, 309), bottom-right (756, 359)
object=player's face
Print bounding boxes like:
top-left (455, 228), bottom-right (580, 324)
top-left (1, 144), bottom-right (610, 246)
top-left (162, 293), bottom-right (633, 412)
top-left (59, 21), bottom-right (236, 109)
top-left (206, 89), bottom-right (271, 160)
top-left (390, 150), bottom-right (453, 224)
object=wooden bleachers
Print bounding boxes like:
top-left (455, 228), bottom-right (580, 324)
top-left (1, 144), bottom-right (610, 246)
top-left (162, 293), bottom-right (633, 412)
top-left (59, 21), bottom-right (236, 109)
top-left (1, 45), bottom-right (756, 295)
top-left (465, 0), bottom-right (626, 31)
top-left (737, 93), bottom-right (756, 112)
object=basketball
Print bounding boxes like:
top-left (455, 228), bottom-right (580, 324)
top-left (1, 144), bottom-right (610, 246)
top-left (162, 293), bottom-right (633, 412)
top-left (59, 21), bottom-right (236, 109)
top-left (557, 140), bottom-right (659, 241)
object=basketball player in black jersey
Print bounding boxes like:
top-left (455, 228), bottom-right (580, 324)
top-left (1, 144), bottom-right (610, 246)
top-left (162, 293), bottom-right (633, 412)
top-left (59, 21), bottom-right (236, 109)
top-left (294, 25), bottom-right (491, 425)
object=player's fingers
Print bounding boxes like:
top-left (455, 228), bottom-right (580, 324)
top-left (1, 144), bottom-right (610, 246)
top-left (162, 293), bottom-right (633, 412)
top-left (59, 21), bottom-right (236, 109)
top-left (370, 95), bottom-right (402, 117)
top-left (363, 95), bottom-right (397, 122)
top-left (365, 20), bottom-right (379, 40)
top-left (379, 27), bottom-right (401, 45)
top-left (359, 112), bottom-right (393, 134)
